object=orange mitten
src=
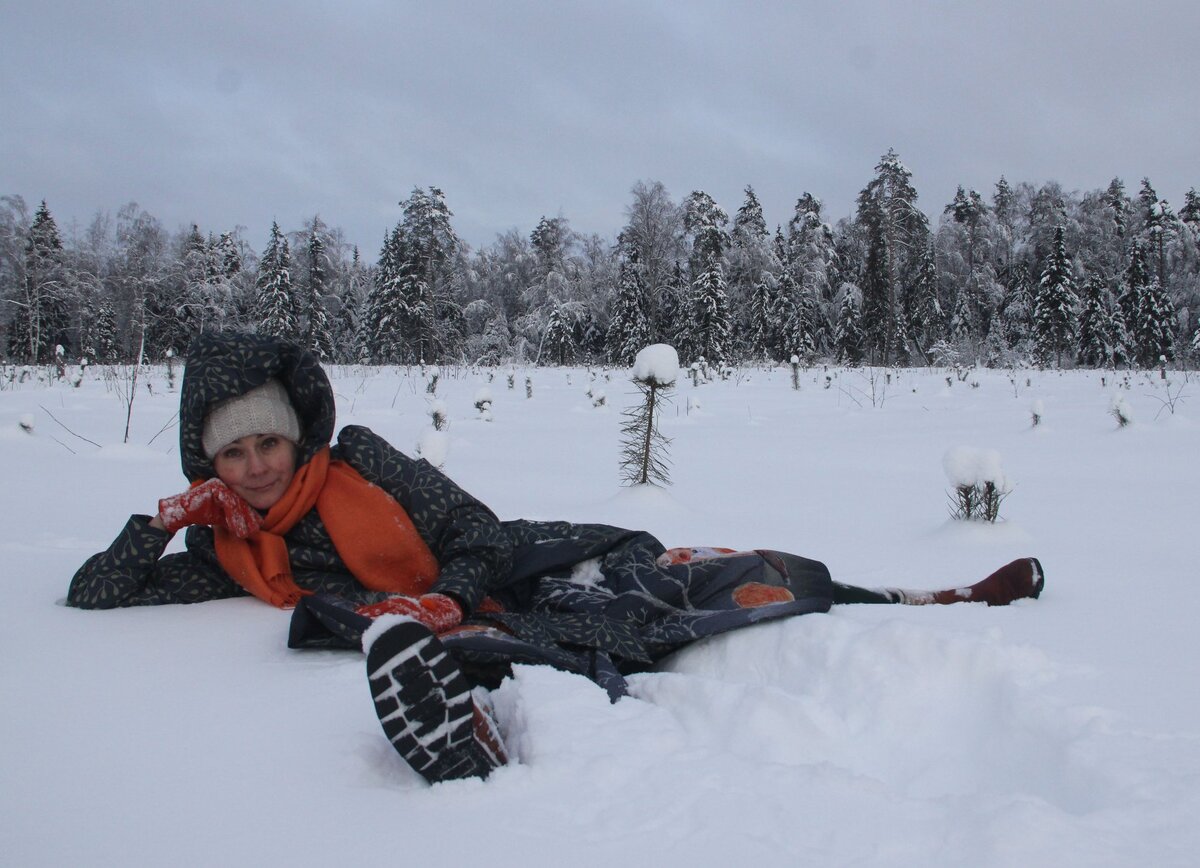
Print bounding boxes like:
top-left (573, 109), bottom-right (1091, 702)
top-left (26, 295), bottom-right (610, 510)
top-left (158, 479), bottom-right (263, 538)
top-left (356, 593), bottom-right (464, 633)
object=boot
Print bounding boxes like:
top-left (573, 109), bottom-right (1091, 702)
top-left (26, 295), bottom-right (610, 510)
top-left (923, 557), bottom-right (1045, 606)
top-left (365, 617), bottom-right (507, 783)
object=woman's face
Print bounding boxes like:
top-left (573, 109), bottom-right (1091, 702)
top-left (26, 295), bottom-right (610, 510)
top-left (212, 434), bottom-right (298, 511)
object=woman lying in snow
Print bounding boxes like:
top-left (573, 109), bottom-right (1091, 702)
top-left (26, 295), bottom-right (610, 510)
top-left (69, 331), bottom-right (1044, 784)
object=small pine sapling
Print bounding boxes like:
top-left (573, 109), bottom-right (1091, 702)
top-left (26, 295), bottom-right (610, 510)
top-left (525, 376), bottom-right (533, 399)
top-left (1030, 399), bottom-right (1043, 427)
top-left (426, 366), bottom-right (440, 395)
top-left (790, 354), bottom-right (800, 390)
top-left (621, 345), bottom-right (678, 486)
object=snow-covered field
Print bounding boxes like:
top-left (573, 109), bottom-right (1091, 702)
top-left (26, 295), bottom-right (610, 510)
top-left (3, 361), bottom-right (1198, 866)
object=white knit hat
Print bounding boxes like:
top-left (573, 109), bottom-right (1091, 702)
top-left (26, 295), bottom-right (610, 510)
top-left (202, 378), bottom-right (301, 458)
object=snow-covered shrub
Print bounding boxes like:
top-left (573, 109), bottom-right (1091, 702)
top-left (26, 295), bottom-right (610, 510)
top-left (1031, 399), bottom-right (1044, 427)
top-left (621, 344), bottom-right (677, 486)
top-left (474, 387), bottom-right (493, 421)
top-left (790, 355), bottom-right (800, 391)
top-left (943, 446), bottom-right (1010, 523)
top-left (428, 399), bottom-right (448, 432)
top-left (525, 376), bottom-right (533, 399)
top-left (1110, 395), bottom-right (1133, 428)
top-left (426, 366), bottom-right (440, 395)
top-left (415, 430), bottom-right (448, 468)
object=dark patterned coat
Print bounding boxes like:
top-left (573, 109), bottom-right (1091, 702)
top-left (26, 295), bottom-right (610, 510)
top-left (69, 332), bottom-right (832, 698)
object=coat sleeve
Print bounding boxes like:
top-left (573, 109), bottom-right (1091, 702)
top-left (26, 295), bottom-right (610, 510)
top-left (334, 425), bottom-right (514, 613)
top-left (67, 516), bottom-right (247, 609)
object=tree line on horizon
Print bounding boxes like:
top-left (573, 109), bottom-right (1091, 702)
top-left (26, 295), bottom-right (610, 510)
top-left (3, 150), bottom-right (1198, 372)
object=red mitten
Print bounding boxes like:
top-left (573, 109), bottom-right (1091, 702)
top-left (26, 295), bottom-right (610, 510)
top-left (355, 593), bottom-right (463, 633)
top-left (157, 479), bottom-right (262, 538)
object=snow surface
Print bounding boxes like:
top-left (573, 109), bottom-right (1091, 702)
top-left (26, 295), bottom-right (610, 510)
top-left (3, 363), bottom-right (1200, 866)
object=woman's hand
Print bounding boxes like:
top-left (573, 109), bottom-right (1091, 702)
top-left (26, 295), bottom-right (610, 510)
top-left (156, 479), bottom-right (263, 538)
top-left (355, 593), bottom-right (463, 633)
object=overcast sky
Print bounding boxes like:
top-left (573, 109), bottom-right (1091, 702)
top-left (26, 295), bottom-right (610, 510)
top-left (3, 1), bottom-right (1197, 254)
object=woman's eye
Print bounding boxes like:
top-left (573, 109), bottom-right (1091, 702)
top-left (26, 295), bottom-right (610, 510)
top-left (221, 449), bottom-right (242, 461)
top-left (260, 437), bottom-right (277, 449)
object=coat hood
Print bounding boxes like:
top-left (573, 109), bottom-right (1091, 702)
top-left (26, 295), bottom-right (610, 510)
top-left (178, 331), bottom-right (335, 481)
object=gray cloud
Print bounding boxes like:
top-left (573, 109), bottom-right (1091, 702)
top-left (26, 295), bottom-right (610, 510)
top-left (3, 1), bottom-right (1196, 252)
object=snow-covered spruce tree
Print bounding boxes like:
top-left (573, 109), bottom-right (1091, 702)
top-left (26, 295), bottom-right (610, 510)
top-left (946, 185), bottom-right (989, 276)
top-left (255, 221), bottom-right (299, 342)
top-left (1106, 177), bottom-right (1129, 248)
top-left (833, 283), bottom-right (865, 365)
top-left (855, 149), bottom-right (928, 363)
top-left (747, 271), bottom-right (783, 360)
top-left (303, 227), bottom-right (336, 361)
top-left (1138, 178), bottom-right (1177, 292)
top-left (993, 176), bottom-right (1017, 270)
top-left (779, 268), bottom-right (817, 362)
top-left (620, 344), bottom-right (678, 486)
top-left (996, 263), bottom-right (1035, 358)
top-left (1033, 226), bottom-right (1078, 366)
top-left (361, 227), bottom-right (404, 362)
top-left (785, 193), bottom-right (837, 354)
top-left (606, 233), bottom-right (653, 365)
top-left (93, 296), bottom-right (119, 362)
top-left (540, 302), bottom-right (578, 365)
top-left (681, 191), bottom-right (731, 364)
top-left (1117, 239), bottom-right (1149, 330)
top-left (907, 241), bottom-right (943, 358)
top-left (396, 187), bottom-right (462, 363)
top-left (1132, 278), bottom-right (1176, 367)
top-left (1076, 274), bottom-right (1117, 367)
top-left (728, 186), bottom-right (775, 357)
top-left (10, 201), bottom-right (70, 364)
top-left (176, 224), bottom-right (212, 344)
top-left (362, 187), bottom-right (462, 364)
top-left (1180, 187), bottom-right (1200, 230)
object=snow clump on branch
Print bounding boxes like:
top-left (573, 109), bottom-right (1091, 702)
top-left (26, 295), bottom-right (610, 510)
top-left (632, 344), bottom-right (679, 387)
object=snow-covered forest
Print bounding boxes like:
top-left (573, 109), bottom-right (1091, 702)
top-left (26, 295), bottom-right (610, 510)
top-left (3, 150), bottom-right (1198, 372)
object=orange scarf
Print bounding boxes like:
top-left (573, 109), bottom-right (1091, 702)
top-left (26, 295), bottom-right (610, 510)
top-left (212, 447), bottom-right (440, 608)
